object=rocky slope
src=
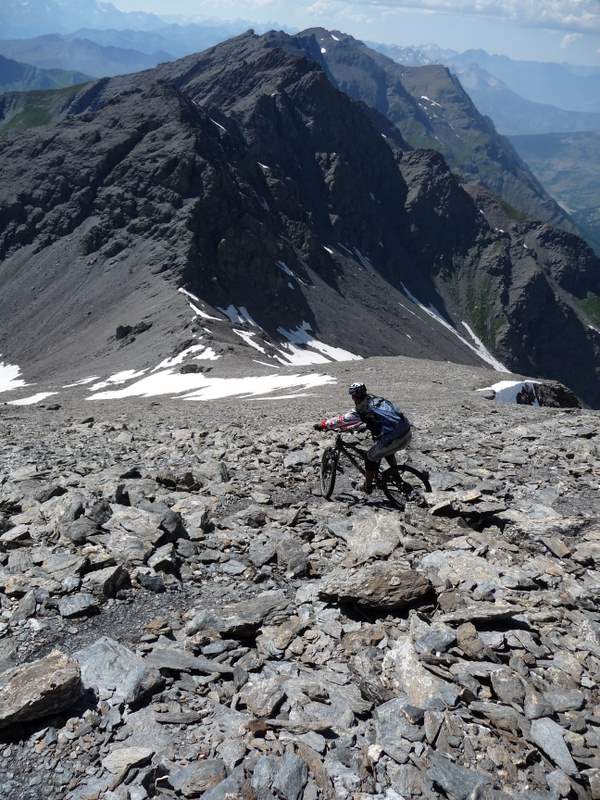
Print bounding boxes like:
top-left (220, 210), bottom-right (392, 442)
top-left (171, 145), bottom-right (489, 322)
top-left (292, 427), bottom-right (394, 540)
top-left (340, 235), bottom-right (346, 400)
top-left (0, 30), bottom-right (599, 406)
top-left (1, 356), bottom-right (600, 799)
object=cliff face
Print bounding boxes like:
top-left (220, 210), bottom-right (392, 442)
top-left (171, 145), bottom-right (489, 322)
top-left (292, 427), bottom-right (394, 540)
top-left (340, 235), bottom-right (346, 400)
top-left (0, 30), bottom-right (599, 404)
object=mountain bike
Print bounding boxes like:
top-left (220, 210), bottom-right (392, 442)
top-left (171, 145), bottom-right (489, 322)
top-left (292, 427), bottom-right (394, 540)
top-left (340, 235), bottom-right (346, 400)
top-left (319, 429), bottom-right (431, 510)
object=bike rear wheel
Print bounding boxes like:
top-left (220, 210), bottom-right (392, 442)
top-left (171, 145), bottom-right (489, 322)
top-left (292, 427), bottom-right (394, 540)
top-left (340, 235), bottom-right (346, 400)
top-left (382, 465), bottom-right (431, 509)
top-left (320, 447), bottom-right (337, 499)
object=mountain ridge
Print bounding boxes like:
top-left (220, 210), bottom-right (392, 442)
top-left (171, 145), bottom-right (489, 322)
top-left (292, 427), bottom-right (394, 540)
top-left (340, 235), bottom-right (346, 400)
top-left (0, 29), bottom-right (599, 405)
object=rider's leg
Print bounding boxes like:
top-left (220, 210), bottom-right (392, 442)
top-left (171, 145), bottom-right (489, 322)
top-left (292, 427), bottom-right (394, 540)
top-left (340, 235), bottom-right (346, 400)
top-left (362, 456), bottom-right (379, 494)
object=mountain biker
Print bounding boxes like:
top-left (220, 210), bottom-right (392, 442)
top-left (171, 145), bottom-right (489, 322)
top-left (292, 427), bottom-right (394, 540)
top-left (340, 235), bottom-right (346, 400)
top-left (313, 383), bottom-right (412, 494)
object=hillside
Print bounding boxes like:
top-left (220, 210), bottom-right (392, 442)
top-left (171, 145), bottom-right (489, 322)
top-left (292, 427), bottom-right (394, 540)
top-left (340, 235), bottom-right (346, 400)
top-left (0, 53), bottom-right (89, 92)
top-left (0, 30), bottom-right (599, 407)
top-left (510, 131), bottom-right (600, 255)
top-left (0, 34), bottom-right (171, 78)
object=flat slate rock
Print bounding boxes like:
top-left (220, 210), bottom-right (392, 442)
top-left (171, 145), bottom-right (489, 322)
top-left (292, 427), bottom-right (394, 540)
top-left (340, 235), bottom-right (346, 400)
top-left (0, 650), bottom-right (81, 729)
top-left (319, 562), bottom-right (432, 610)
top-left (187, 590), bottom-right (288, 637)
top-left (74, 636), bottom-right (162, 706)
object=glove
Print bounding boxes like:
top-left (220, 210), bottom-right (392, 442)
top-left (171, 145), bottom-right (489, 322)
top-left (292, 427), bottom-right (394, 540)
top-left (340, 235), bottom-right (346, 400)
top-left (313, 422), bottom-right (323, 431)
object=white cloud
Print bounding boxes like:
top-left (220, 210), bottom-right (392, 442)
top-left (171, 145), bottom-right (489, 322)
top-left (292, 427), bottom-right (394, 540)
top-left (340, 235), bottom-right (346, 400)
top-left (561, 31), bottom-right (583, 47)
top-left (329, 0), bottom-right (600, 34)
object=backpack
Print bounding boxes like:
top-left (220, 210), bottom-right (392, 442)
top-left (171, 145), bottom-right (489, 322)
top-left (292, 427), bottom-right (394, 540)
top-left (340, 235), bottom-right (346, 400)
top-left (362, 396), bottom-right (411, 440)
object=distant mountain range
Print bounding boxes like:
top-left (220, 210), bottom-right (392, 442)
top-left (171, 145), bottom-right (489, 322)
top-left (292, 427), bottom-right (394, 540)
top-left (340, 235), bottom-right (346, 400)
top-left (452, 63), bottom-right (600, 136)
top-left (0, 53), bottom-right (89, 92)
top-left (1, 29), bottom-right (599, 406)
top-left (510, 132), bottom-right (600, 254)
top-left (451, 50), bottom-right (600, 114)
top-left (0, 0), bottom-right (166, 38)
top-left (0, 35), bottom-right (171, 78)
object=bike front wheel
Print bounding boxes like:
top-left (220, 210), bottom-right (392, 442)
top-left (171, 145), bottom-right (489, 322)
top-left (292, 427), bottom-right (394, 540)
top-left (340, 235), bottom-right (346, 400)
top-left (320, 447), bottom-right (338, 499)
top-left (382, 465), bottom-right (431, 510)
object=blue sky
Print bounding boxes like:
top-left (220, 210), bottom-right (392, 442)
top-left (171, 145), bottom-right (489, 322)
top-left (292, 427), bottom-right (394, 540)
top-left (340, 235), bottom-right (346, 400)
top-left (112, 0), bottom-right (600, 65)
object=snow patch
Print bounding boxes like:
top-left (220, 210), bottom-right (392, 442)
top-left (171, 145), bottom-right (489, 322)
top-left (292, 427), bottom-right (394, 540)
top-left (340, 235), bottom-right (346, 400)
top-left (275, 322), bottom-right (362, 366)
top-left (210, 117), bottom-right (227, 133)
top-left (478, 380), bottom-right (540, 406)
top-left (331, 34), bottom-right (340, 41)
top-left (90, 370), bottom-right (148, 391)
top-left (420, 95), bottom-right (442, 107)
top-left (9, 392), bottom-right (58, 406)
top-left (0, 358), bottom-right (27, 393)
top-left (321, 47), bottom-right (327, 54)
top-left (179, 288), bottom-right (222, 321)
top-left (153, 344), bottom-right (220, 371)
top-left (89, 370), bottom-right (335, 402)
top-left (278, 261), bottom-right (309, 287)
top-left (461, 322), bottom-right (509, 373)
top-left (62, 376), bottom-right (100, 388)
top-left (218, 305), bottom-right (258, 327)
top-left (233, 329), bottom-right (266, 354)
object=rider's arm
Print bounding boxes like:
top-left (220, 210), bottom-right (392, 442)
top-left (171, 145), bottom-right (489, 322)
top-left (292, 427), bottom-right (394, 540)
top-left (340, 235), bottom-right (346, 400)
top-left (316, 409), bottom-right (362, 431)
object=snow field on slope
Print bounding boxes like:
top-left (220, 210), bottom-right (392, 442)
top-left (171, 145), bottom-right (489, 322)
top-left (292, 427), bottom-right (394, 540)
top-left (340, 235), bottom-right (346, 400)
top-left (89, 370), bottom-right (335, 401)
top-left (0, 357), bottom-right (27, 393)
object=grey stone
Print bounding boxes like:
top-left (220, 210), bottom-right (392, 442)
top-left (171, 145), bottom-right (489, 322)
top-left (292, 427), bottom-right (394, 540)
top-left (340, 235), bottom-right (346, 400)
top-left (543, 689), bottom-right (585, 712)
top-left (187, 589), bottom-right (288, 637)
top-left (74, 636), bottom-right (163, 706)
top-left (58, 592), bottom-right (99, 618)
top-left (382, 637), bottom-right (462, 708)
top-left (326, 510), bottom-right (403, 562)
top-left (82, 564), bottom-right (130, 598)
top-left (169, 760), bottom-right (226, 797)
top-left (10, 589), bottom-right (37, 622)
top-left (414, 623), bottom-right (456, 655)
top-left (240, 678), bottom-right (285, 717)
top-left (0, 650), bottom-right (81, 728)
top-left (102, 746), bottom-right (154, 774)
top-left (63, 517), bottom-right (99, 545)
top-left (144, 646), bottom-right (233, 675)
top-left (248, 539), bottom-right (277, 568)
top-left (428, 752), bottom-right (492, 799)
top-left (530, 717), bottom-right (578, 776)
top-left (273, 753), bottom-right (308, 800)
top-left (375, 698), bottom-right (424, 762)
top-left (490, 669), bottom-right (526, 705)
top-left (319, 563), bottom-right (432, 610)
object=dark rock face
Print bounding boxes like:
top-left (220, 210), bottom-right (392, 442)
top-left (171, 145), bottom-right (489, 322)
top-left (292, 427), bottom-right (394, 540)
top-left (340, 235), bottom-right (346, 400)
top-left (0, 29), bottom-right (599, 405)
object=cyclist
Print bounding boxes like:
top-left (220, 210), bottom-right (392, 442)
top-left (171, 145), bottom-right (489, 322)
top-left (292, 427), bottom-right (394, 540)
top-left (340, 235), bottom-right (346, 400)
top-left (313, 382), bottom-right (412, 494)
